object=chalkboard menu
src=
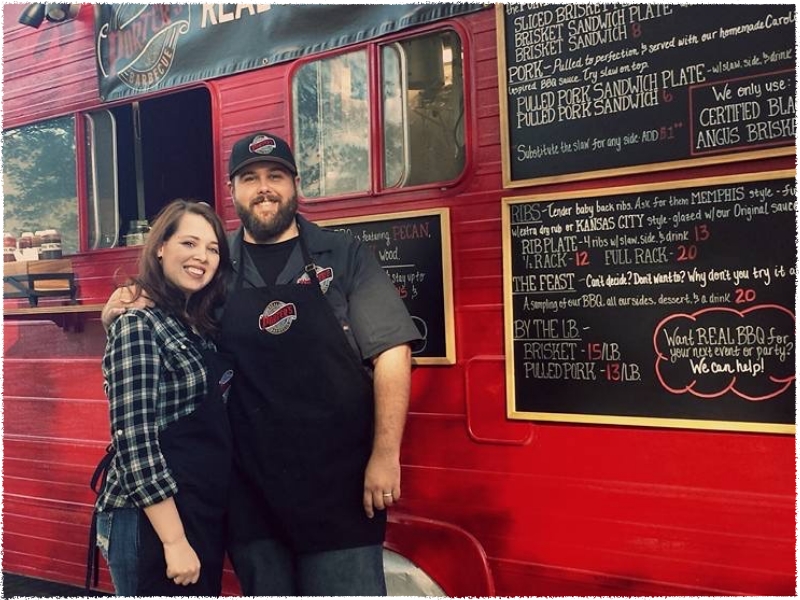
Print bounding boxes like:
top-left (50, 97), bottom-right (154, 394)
top-left (318, 209), bottom-right (455, 365)
top-left (502, 171), bottom-right (796, 433)
top-left (496, 5), bottom-right (796, 187)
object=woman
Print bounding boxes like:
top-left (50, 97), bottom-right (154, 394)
top-left (91, 200), bottom-right (233, 596)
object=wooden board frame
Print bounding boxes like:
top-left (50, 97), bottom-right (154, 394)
top-left (502, 170), bottom-right (796, 433)
top-left (495, 5), bottom-right (795, 189)
top-left (317, 208), bottom-right (456, 366)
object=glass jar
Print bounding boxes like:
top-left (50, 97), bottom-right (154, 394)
top-left (31, 231), bottom-right (43, 260)
top-left (18, 232), bottom-right (37, 260)
top-left (125, 220), bottom-right (150, 246)
top-left (4, 232), bottom-right (17, 262)
top-left (39, 229), bottom-right (63, 260)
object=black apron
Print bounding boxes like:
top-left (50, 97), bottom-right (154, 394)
top-left (87, 345), bottom-right (234, 596)
top-left (222, 236), bottom-right (385, 553)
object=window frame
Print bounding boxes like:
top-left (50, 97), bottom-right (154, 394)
top-left (84, 109), bottom-right (122, 250)
top-left (289, 22), bottom-right (471, 205)
top-left (291, 49), bottom-right (372, 200)
top-left (79, 84), bottom-right (216, 253)
top-left (1, 83), bottom-right (220, 257)
top-left (2, 115), bottom-right (81, 256)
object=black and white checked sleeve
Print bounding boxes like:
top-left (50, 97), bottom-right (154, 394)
top-left (104, 312), bottom-right (179, 507)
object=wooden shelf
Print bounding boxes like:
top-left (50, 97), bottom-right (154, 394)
top-left (4, 303), bottom-right (104, 316)
top-left (4, 259), bottom-right (77, 307)
top-left (3, 303), bottom-right (104, 331)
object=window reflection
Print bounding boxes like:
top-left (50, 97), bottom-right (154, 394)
top-left (292, 29), bottom-right (465, 199)
top-left (3, 118), bottom-right (79, 255)
top-left (293, 52), bottom-right (370, 199)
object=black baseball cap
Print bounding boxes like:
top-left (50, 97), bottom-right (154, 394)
top-left (228, 132), bottom-right (297, 178)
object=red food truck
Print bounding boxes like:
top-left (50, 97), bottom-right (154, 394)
top-left (3, 4), bottom-right (796, 596)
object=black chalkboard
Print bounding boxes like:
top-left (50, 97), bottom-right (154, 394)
top-left (496, 5), bottom-right (796, 187)
top-left (318, 209), bottom-right (455, 365)
top-left (502, 171), bottom-right (796, 433)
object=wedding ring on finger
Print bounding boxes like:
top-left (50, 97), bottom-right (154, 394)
top-left (383, 492), bottom-right (393, 498)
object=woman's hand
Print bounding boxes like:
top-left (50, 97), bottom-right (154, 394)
top-left (143, 498), bottom-right (199, 586)
top-left (163, 536), bottom-right (201, 586)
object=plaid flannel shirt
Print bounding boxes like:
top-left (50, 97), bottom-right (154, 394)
top-left (95, 307), bottom-right (214, 511)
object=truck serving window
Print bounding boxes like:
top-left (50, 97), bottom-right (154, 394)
top-left (3, 117), bottom-right (79, 255)
top-left (292, 29), bottom-right (464, 199)
top-left (84, 87), bottom-right (214, 249)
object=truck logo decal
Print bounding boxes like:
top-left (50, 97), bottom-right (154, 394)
top-left (96, 5), bottom-right (190, 94)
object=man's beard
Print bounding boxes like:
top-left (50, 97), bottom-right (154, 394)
top-left (236, 192), bottom-right (298, 243)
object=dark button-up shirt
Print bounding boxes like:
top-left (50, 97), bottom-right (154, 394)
top-left (226, 215), bottom-right (420, 362)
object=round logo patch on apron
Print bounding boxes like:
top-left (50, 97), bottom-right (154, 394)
top-left (258, 300), bottom-right (297, 335)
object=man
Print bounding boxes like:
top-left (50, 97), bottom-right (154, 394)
top-left (102, 132), bottom-right (420, 596)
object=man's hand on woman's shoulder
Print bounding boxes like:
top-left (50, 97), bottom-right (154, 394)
top-left (101, 285), bottom-right (153, 331)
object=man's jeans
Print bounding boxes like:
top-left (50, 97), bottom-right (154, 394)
top-left (96, 508), bottom-right (139, 596)
top-left (229, 538), bottom-right (387, 596)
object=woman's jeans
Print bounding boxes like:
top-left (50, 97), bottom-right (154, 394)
top-left (96, 507), bottom-right (140, 596)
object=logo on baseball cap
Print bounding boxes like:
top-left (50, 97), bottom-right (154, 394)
top-left (228, 132), bottom-right (297, 178)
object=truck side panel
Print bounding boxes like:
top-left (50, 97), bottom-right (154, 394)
top-left (2, 5), bottom-right (795, 596)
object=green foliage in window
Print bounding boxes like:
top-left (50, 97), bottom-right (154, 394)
top-left (3, 117), bottom-right (79, 255)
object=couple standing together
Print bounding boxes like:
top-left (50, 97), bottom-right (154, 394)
top-left (93, 132), bottom-right (420, 596)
